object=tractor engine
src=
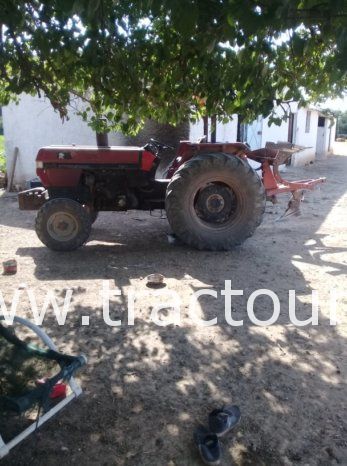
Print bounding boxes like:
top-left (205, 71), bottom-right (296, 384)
top-left (85, 170), bottom-right (165, 211)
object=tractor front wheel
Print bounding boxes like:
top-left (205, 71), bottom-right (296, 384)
top-left (165, 153), bottom-right (265, 250)
top-left (35, 198), bottom-right (92, 251)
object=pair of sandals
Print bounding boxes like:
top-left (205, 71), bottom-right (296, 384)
top-left (194, 405), bottom-right (241, 465)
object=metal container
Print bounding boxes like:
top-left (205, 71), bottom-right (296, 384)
top-left (3, 259), bottom-right (17, 275)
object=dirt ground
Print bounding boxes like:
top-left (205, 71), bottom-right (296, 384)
top-left (0, 147), bottom-right (346, 466)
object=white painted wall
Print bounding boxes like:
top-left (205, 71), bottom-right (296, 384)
top-left (324, 118), bottom-right (336, 154)
top-left (246, 104), bottom-right (336, 167)
top-left (260, 117), bottom-right (289, 147)
top-left (246, 104), bottom-right (293, 150)
top-left (315, 116), bottom-right (336, 160)
top-left (291, 108), bottom-right (319, 166)
top-left (215, 118), bottom-right (238, 142)
top-left (260, 102), bottom-right (299, 148)
top-left (189, 116), bottom-right (238, 143)
top-left (189, 119), bottom-right (204, 142)
top-left (261, 107), bottom-right (284, 147)
top-left (246, 117), bottom-right (263, 150)
top-left (294, 108), bottom-right (318, 147)
top-left (329, 121), bottom-right (336, 151)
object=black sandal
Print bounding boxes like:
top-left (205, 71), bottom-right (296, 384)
top-left (208, 405), bottom-right (241, 437)
top-left (194, 425), bottom-right (221, 465)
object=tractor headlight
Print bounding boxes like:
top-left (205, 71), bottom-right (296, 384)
top-left (36, 161), bottom-right (44, 169)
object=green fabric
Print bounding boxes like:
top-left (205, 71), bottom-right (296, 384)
top-left (0, 322), bottom-right (83, 415)
top-left (0, 333), bottom-right (57, 399)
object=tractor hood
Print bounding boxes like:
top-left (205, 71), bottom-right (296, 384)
top-left (36, 145), bottom-right (145, 163)
top-left (35, 145), bottom-right (157, 188)
top-left (36, 145), bottom-right (156, 170)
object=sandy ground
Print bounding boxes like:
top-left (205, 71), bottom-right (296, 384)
top-left (0, 147), bottom-right (346, 465)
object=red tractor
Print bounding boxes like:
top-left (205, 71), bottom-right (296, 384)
top-left (18, 136), bottom-right (325, 251)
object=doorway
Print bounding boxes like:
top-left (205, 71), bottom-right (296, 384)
top-left (288, 113), bottom-right (297, 144)
top-left (246, 117), bottom-right (262, 150)
top-left (316, 116), bottom-right (326, 159)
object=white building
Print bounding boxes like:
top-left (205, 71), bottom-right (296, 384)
top-left (243, 103), bottom-right (336, 166)
top-left (2, 94), bottom-right (334, 187)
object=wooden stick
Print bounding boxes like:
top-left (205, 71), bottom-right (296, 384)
top-left (7, 146), bottom-right (19, 192)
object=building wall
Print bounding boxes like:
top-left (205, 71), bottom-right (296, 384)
top-left (290, 108), bottom-right (319, 166)
top-left (245, 104), bottom-right (293, 149)
top-left (294, 108), bottom-right (318, 147)
top-left (315, 115), bottom-right (336, 160)
top-left (329, 121), bottom-right (336, 151)
top-left (189, 119), bottom-right (204, 142)
top-left (189, 117), bottom-right (238, 143)
top-left (216, 118), bottom-right (238, 142)
top-left (246, 104), bottom-right (335, 167)
top-left (245, 117), bottom-right (263, 150)
top-left (260, 102), bottom-right (299, 148)
top-left (324, 118), bottom-right (336, 154)
top-left (260, 109), bottom-right (289, 148)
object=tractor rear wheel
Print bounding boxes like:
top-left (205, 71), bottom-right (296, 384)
top-left (165, 153), bottom-right (265, 250)
top-left (35, 198), bottom-right (92, 251)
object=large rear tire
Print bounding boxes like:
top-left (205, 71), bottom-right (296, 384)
top-left (35, 198), bottom-right (92, 251)
top-left (165, 153), bottom-right (265, 250)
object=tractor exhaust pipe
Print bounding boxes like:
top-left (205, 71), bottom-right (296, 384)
top-left (96, 132), bottom-right (109, 147)
top-left (96, 117), bottom-right (109, 147)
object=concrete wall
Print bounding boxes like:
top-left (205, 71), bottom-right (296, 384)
top-left (260, 107), bottom-right (289, 148)
top-left (291, 108), bottom-right (319, 166)
top-left (330, 121), bottom-right (336, 151)
top-left (245, 117), bottom-right (263, 150)
top-left (315, 115), bottom-right (336, 160)
top-left (216, 118), bottom-right (238, 142)
top-left (189, 117), bottom-right (238, 143)
top-left (189, 119), bottom-right (204, 142)
top-left (325, 118), bottom-right (336, 154)
top-left (294, 108), bottom-right (318, 147)
top-left (260, 102), bottom-right (299, 148)
top-left (246, 104), bottom-right (295, 150)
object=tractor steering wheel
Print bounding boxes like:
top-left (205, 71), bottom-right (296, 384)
top-left (145, 138), bottom-right (174, 155)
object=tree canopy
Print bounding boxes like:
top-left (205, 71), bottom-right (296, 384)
top-left (0, 0), bottom-right (346, 134)
top-left (334, 110), bottom-right (347, 135)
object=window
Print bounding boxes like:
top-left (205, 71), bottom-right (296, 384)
top-left (318, 116), bottom-right (325, 127)
top-left (305, 111), bottom-right (311, 133)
